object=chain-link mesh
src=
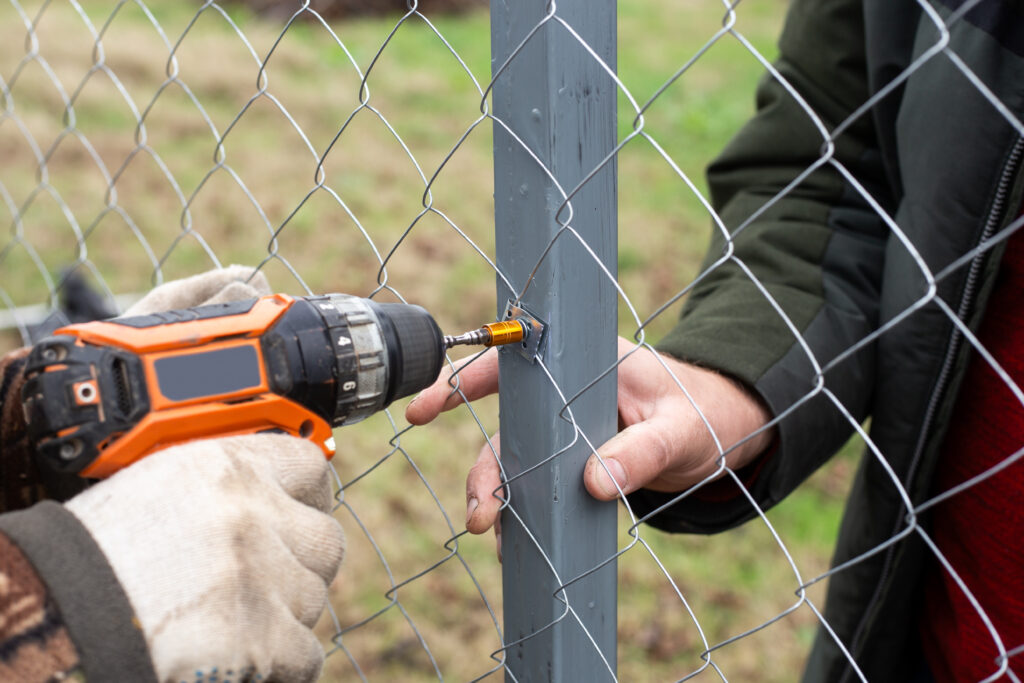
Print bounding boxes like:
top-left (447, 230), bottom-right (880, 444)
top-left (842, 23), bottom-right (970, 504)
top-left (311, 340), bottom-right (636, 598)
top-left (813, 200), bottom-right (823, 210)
top-left (1, 1), bottom-right (505, 679)
top-left (3, 0), bottom-right (1022, 680)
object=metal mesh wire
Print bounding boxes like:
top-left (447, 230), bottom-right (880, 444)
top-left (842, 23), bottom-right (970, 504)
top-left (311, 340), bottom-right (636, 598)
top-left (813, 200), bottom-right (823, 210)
top-left (2, 0), bottom-right (1022, 680)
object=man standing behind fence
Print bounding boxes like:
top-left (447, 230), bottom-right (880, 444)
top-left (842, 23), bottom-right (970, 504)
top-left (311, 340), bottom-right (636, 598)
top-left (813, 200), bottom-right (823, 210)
top-left (408, 0), bottom-right (1024, 680)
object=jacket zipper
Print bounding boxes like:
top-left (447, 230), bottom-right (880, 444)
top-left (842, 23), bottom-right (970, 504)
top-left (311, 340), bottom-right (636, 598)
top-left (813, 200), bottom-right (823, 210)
top-left (840, 135), bottom-right (1024, 680)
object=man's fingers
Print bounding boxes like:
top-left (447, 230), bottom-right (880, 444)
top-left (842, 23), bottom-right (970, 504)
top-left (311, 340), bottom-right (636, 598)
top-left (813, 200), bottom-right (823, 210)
top-left (584, 418), bottom-right (680, 501)
top-left (465, 432), bottom-right (503, 535)
top-left (406, 349), bottom-right (500, 425)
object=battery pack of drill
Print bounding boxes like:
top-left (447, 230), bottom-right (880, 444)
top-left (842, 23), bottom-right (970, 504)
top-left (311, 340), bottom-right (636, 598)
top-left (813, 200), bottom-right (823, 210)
top-left (20, 293), bottom-right (447, 478)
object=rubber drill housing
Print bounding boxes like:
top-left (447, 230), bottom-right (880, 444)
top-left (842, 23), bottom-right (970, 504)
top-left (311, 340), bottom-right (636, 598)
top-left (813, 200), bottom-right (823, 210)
top-left (264, 295), bottom-right (446, 428)
top-left (368, 300), bottom-right (446, 406)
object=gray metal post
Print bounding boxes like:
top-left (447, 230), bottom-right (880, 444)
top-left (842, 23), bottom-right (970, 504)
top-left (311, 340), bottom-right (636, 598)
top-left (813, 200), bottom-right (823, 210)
top-left (490, 1), bottom-right (618, 680)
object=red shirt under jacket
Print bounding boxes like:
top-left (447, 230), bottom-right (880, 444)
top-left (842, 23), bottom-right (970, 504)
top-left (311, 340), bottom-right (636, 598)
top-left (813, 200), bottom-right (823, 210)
top-left (920, 230), bottom-right (1024, 681)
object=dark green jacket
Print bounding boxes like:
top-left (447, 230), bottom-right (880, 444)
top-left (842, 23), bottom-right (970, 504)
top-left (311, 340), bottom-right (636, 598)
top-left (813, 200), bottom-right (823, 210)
top-left (630, 1), bottom-right (1024, 680)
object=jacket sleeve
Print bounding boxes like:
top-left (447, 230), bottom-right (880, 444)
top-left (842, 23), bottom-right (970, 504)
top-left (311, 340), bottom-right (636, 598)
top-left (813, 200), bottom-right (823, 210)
top-left (629, 0), bottom-right (892, 532)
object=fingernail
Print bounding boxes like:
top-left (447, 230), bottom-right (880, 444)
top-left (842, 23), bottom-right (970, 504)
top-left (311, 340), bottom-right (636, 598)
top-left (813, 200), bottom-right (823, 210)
top-left (408, 394), bottom-right (421, 407)
top-left (466, 497), bottom-right (479, 526)
top-left (596, 457), bottom-right (627, 498)
top-left (495, 532), bottom-right (503, 564)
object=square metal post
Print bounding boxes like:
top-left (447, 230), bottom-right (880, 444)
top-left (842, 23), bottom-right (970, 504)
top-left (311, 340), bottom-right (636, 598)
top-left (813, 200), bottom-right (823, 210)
top-left (490, 1), bottom-right (618, 680)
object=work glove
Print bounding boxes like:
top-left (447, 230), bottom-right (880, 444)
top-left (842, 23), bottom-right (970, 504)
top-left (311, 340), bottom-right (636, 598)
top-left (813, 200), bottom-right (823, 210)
top-left (64, 267), bottom-right (345, 682)
top-left (124, 263), bottom-right (272, 315)
top-left (65, 434), bottom-right (345, 683)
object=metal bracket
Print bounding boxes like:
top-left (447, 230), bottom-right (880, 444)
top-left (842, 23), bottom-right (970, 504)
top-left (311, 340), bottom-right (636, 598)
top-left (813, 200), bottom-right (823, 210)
top-left (502, 299), bottom-right (547, 363)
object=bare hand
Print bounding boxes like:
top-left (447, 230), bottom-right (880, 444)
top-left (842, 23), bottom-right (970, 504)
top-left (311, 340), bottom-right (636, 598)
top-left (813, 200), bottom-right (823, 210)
top-left (406, 337), bottom-right (774, 536)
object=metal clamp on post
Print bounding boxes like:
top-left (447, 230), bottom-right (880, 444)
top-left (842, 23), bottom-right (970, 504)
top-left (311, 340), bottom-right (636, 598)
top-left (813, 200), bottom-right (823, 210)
top-left (502, 299), bottom-right (548, 363)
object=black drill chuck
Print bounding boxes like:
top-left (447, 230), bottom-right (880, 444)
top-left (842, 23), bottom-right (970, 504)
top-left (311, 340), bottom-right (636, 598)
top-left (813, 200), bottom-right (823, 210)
top-left (367, 301), bottom-right (446, 407)
top-left (262, 294), bottom-right (445, 429)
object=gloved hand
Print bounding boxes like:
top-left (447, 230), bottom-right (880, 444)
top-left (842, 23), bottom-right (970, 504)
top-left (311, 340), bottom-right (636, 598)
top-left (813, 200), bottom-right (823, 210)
top-left (65, 434), bottom-right (345, 683)
top-left (65, 266), bottom-right (345, 682)
top-left (124, 264), bottom-right (271, 315)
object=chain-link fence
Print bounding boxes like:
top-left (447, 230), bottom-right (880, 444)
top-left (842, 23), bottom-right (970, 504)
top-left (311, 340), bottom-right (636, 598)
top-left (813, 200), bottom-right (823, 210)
top-left (4, 0), bottom-right (1023, 680)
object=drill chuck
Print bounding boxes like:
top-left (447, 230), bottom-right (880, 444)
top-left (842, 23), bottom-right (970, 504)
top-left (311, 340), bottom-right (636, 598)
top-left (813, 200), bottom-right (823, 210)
top-left (286, 294), bottom-right (445, 428)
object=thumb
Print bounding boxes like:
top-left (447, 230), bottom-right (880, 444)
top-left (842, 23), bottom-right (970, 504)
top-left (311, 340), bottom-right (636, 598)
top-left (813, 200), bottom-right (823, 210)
top-left (583, 419), bottom-right (678, 501)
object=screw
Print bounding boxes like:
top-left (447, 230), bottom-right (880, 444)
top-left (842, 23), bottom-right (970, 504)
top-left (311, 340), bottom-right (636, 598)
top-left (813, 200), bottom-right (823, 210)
top-left (76, 383), bottom-right (96, 403)
top-left (59, 441), bottom-right (78, 461)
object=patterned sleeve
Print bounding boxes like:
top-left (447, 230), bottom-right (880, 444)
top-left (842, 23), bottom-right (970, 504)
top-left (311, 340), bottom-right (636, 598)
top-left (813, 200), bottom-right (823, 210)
top-left (0, 531), bottom-right (83, 681)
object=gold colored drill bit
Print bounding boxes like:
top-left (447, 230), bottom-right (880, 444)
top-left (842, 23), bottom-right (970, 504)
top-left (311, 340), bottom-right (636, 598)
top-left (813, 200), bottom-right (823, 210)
top-left (444, 320), bottom-right (528, 349)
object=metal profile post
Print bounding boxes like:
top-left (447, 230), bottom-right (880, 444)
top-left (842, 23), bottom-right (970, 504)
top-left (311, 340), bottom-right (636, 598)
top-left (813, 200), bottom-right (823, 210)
top-left (490, 1), bottom-right (618, 680)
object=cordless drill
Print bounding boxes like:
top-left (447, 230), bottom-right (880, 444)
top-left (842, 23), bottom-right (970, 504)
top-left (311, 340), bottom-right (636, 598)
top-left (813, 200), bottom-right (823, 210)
top-left (21, 293), bottom-right (528, 478)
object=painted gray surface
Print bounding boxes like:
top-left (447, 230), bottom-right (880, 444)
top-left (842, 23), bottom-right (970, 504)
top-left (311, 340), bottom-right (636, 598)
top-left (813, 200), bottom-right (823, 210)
top-left (490, 1), bottom-right (618, 680)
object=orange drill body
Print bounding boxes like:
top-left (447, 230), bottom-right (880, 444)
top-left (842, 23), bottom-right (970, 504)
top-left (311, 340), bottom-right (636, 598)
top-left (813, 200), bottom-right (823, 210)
top-left (22, 294), bottom-right (446, 477)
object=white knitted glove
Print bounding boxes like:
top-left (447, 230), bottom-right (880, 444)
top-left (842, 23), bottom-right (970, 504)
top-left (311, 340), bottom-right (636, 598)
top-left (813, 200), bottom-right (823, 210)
top-left (125, 264), bottom-right (272, 315)
top-left (65, 434), bottom-right (345, 683)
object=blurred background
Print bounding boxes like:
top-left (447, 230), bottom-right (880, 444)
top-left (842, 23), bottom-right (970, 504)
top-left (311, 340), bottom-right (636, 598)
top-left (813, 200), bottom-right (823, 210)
top-left (0, 1), bottom-right (861, 680)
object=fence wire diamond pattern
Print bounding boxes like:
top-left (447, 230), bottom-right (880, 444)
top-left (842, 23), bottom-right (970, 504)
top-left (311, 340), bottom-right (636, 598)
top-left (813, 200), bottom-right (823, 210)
top-left (2, 0), bottom-right (1022, 681)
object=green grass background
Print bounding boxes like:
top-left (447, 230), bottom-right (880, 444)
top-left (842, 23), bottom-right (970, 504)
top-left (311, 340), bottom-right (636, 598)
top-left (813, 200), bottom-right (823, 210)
top-left (0, 1), bottom-right (862, 680)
